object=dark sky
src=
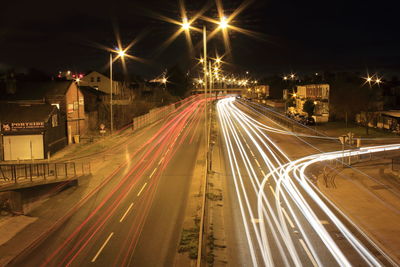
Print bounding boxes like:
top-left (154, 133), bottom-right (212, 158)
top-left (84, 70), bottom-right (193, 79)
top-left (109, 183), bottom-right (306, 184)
top-left (1, 0), bottom-right (399, 78)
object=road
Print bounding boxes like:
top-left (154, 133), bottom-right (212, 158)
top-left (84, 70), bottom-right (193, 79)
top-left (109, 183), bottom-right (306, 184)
top-left (9, 95), bottom-right (206, 267)
top-left (217, 97), bottom-right (398, 267)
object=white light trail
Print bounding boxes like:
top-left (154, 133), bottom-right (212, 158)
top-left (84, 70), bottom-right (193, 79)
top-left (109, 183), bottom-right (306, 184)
top-left (217, 97), bottom-right (396, 266)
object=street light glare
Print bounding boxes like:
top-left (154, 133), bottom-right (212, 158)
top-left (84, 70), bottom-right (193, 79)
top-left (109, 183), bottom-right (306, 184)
top-left (182, 19), bottom-right (190, 30)
top-left (219, 16), bottom-right (229, 29)
top-left (118, 50), bottom-right (126, 58)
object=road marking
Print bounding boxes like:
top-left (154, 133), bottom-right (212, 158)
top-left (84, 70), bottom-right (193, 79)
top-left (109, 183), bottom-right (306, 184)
top-left (254, 159), bottom-right (261, 167)
top-left (119, 203), bottom-right (134, 223)
top-left (158, 157), bottom-right (165, 165)
top-left (137, 183), bottom-right (147, 196)
top-left (149, 168), bottom-right (157, 179)
top-left (269, 185), bottom-right (277, 198)
top-left (282, 208), bottom-right (295, 228)
top-left (91, 232), bottom-right (114, 262)
top-left (299, 238), bottom-right (318, 267)
top-left (250, 151), bottom-right (255, 157)
top-left (251, 218), bottom-right (264, 223)
top-left (260, 170), bottom-right (266, 176)
top-left (320, 220), bottom-right (329, 225)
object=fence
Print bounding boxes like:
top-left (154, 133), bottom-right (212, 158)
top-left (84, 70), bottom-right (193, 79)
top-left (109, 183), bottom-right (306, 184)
top-left (132, 104), bottom-right (176, 131)
top-left (0, 161), bottom-right (91, 185)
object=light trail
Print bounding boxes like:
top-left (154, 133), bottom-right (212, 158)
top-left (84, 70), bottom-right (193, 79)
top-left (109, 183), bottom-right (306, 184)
top-left (35, 96), bottom-right (206, 266)
top-left (217, 97), bottom-right (398, 266)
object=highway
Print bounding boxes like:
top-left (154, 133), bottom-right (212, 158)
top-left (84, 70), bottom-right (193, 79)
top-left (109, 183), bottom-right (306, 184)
top-left (217, 97), bottom-right (398, 267)
top-left (10, 95), bottom-right (206, 267)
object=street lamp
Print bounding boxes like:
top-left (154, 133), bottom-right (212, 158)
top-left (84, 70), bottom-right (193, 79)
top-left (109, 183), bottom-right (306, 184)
top-left (110, 48), bottom-right (127, 134)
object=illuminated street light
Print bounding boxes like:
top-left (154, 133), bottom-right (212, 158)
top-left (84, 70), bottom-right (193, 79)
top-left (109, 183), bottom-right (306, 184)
top-left (290, 74), bottom-right (295, 79)
top-left (283, 76), bottom-right (288, 80)
top-left (292, 93), bottom-right (297, 98)
top-left (375, 78), bottom-right (382, 84)
top-left (181, 18), bottom-right (190, 30)
top-left (219, 16), bottom-right (229, 29)
top-left (118, 50), bottom-right (126, 58)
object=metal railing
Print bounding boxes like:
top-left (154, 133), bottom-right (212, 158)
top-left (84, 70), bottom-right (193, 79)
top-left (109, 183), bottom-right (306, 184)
top-left (0, 161), bottom-right (91, 184)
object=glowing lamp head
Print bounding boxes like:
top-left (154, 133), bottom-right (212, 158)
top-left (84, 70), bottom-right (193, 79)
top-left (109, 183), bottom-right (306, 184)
top-left (219, 16), bottom-right (228, 29)
top-left (376, 78), bottom-right (381, 84)
top-left (366, 77), bottom-right (372, 82)
top-left (162, 78), bottom-right (167, 84)
top-left (292, 93), bottom-right (297, 97)
top-left (182, 19), bottom-right (190, 30)
top-left (119, 50), bottom-right (126, 58)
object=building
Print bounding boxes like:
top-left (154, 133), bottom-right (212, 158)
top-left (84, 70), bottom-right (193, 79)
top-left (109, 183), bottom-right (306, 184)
top-left (79, 86), bottom-right (108, 131)
top-left (80, 71), bottom-right (121, 95)
top-left (295, 84), bottom-right (330, 122)
top-left (0, 81), bottom-right (86, 144)
top-left (0, 103), bottom-right (67, 160)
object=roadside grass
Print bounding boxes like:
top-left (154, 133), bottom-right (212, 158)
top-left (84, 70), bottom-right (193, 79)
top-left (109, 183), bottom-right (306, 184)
top-left (178, 216), bottom-right (200, 259)
top-left (315, 121), bottom-right (399, 138)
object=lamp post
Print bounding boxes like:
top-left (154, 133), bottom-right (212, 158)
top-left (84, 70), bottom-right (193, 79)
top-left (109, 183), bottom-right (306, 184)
top-left (109, 49), bottom-right (126, 134)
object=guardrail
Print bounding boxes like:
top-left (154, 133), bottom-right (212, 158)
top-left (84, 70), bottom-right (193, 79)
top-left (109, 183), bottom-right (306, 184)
top-left (0, 162), bottom-right (91, 185)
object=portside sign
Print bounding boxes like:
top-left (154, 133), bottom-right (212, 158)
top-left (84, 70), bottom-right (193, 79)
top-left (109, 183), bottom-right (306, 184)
top-left (1, 122), bottom-right (45, 132)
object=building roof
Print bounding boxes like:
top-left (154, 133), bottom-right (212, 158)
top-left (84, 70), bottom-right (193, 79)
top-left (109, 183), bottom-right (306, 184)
top-left (79, 86), bottom-right (108, 96)
top-left (0, 103), bottom-right (56, 123)
top-left (1, 81), bottom-right (73, 101)
top-left (381, 110), bottom-right (400, 118)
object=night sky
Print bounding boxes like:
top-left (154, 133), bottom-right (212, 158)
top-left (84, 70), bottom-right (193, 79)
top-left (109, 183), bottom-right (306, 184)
top-left (1, 0), bottom-right (399, 78)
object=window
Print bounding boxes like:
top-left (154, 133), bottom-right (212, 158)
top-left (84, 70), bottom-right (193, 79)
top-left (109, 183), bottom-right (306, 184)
top-left (73, 101), bottom-right (78, 110)
top-left (97, 77), bottom-right (101, 82)
top-left (67, 103), bottom-right (74, 113)
top-left (52, 114), bottom-right (58, 127)
top-left (90, 77), bottom-right (94, 82)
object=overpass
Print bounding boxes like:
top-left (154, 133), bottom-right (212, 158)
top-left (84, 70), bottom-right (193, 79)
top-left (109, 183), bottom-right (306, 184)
top-left (191, 88), bottom-right (245, 95)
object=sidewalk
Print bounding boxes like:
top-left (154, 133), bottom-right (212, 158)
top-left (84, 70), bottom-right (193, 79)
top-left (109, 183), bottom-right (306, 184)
top-left (316, 159), bottom-right (400, 263)
top-left (0, 125), bottom-right (158, 266)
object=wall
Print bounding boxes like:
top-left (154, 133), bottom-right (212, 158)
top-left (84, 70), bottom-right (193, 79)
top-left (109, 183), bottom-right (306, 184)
top-left (65, 83), bottom-right (86, 140)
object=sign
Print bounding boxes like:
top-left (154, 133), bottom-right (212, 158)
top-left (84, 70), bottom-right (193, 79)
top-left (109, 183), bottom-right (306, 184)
top-left (1, 122), bottom-right (45, 132)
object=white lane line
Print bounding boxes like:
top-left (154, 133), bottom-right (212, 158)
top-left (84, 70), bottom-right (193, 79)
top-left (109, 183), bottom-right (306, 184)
top-left (251, 218), bottom-right (264, 223)
top-left (137, 183), bottom-right (147, 196)
top-left (158, 157), bottom-right (165, 165)
top-left (260, 170), bottom-right (266, 177)
top-left (282, 207), bottom-right (295, 228)
top-left (91, 232), bottom-right (114, 262)
top-left (119, 203), bottom-right (134, 223)
top-left (254, 159), bottom-right (261, 167)
top-left (269, 185), bottom-right (277, 198)
top-left (250, 151), bottom-right (255, 157)
top-left (149, 168), bottom-right (157, 179)
top-left (299, 238), bottom-right (318, 267)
